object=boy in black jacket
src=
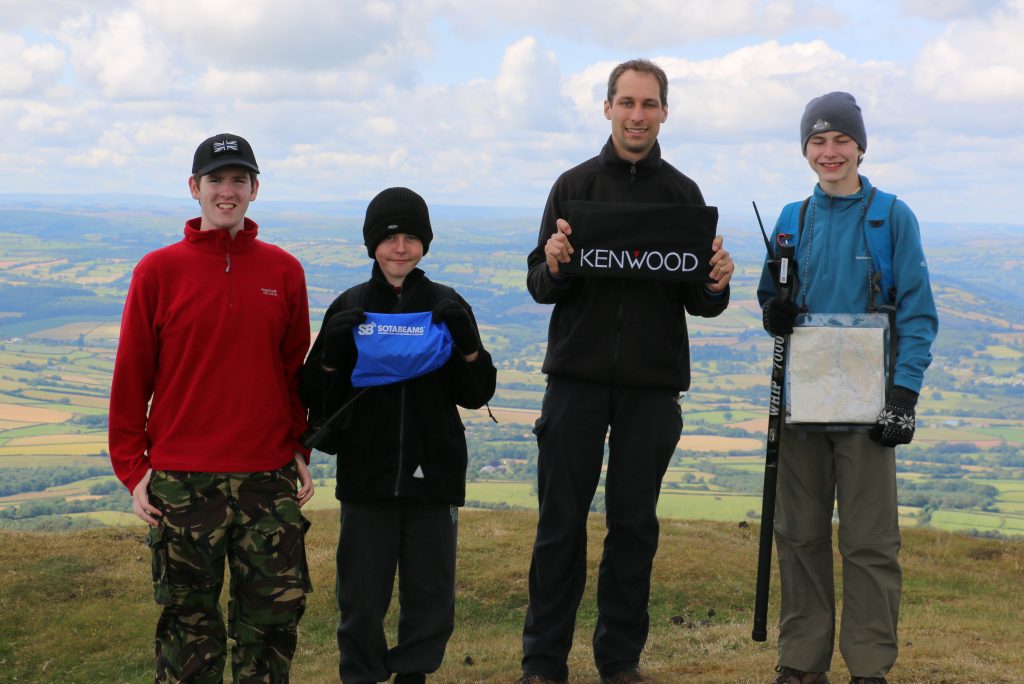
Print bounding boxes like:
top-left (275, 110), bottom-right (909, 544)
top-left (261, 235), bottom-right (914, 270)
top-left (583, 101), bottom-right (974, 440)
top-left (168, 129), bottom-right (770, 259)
top-left (301, 187), bottom-right (497, 684)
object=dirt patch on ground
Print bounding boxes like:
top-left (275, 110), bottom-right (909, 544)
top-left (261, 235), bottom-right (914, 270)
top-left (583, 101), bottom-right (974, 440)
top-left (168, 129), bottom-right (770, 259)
top-left (464, 407), bottom-right (539, 425)
top-left (0, 403), bottom-right (72, 423)
top-left (678, 435), bottom-right (762, 452)
top-left (6, 434), bottom-right (106, 447)
top-left (726, 418), bottom-right (767, 434)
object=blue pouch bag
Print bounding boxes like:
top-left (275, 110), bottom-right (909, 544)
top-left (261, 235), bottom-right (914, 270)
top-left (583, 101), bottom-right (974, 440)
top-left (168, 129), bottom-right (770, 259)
top-left (351, 311), bottom-right (454, 387)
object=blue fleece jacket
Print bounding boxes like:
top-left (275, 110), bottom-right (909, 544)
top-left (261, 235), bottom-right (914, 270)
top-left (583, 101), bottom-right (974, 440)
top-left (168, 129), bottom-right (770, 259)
top-left (757, 175), bottom-right (938, 394)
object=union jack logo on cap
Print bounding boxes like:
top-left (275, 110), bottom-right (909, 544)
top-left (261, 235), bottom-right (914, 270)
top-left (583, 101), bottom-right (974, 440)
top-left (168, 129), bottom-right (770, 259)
top-left (212, 140), bottom-right (239, 153)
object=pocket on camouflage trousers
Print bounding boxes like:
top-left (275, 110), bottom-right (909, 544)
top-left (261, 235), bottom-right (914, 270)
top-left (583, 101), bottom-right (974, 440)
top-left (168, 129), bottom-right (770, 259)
top-left (299, 515), bottom-right (313, 593)
top-left (146, 523), bottom-right (171, 606)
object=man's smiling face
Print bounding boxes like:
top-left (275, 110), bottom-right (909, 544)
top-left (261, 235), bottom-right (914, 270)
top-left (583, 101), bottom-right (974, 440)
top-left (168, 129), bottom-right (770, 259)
top-left (189, 165), bottom-right (259, 236)
top-left (805, 130), bottom-right (862, 196)
top-left (604, 69), bottom-right (668, 163)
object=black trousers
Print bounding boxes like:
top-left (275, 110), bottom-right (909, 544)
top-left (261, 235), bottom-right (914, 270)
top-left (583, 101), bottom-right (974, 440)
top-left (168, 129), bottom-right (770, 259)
top-left (521, 376), bottom-right (682, 680)
top-left (336, 499), bottom-right (458, 684)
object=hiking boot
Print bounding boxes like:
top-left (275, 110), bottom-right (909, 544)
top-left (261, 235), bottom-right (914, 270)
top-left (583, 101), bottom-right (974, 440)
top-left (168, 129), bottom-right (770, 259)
top-left (394, 675), bottom-right (426, 684)
top-left (850, 679), bottom-right (887, 684)
top-left (600, 667), bottom-right (656, 684)
top-left (773, 666), bottom-right (830, 684)
top-left (514, 675), bottom-right (567, 684)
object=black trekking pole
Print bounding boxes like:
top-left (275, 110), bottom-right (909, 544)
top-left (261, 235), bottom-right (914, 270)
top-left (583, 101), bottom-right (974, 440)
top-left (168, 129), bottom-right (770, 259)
top-left (751, 201), bottom-right (795, 642)
top-left (301, 387), bottom-right (370, 451)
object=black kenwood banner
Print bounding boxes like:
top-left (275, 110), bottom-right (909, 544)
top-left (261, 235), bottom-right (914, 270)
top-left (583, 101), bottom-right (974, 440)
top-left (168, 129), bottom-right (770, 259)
top-left (560, 201), bottom-right (718, 282)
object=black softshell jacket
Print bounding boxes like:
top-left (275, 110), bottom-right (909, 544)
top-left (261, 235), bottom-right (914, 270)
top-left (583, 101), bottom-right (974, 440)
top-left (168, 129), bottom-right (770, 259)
top-left (526, 138), bottom-right (729, 391)
top-left (301, 265), bottom-right (496, 505)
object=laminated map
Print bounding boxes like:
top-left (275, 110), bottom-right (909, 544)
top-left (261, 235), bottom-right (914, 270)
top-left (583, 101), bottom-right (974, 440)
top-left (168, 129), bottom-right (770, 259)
top-left (787, 326), bottom-right (886, 424)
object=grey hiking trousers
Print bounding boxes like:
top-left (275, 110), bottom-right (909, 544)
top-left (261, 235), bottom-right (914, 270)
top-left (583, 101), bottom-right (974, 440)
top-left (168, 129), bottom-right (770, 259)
top-left (774, 429), bottom-right (901, 680)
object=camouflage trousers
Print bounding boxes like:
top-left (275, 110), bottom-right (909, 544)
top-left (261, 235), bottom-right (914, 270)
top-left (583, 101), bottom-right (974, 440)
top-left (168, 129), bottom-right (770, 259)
top-left (146, 465), bottom-right (312, 683)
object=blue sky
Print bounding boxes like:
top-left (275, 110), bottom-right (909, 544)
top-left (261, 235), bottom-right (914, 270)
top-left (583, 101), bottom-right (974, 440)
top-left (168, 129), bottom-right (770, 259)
top-left (0, 0), bottom-right (1019, 225)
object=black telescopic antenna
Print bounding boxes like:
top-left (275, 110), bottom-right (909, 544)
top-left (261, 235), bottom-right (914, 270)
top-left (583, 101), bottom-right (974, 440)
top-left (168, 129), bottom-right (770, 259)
top-left (753, 200), bottom-right (773, 255)
top-left (751, 230), bottom-right (796, 642)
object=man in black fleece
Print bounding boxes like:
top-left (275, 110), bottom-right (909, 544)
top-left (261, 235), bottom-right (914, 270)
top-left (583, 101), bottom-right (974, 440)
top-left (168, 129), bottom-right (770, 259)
top-left (301, 187), bottom-right (496, 684)
top-left (518, 59), bottom-right (734, 684)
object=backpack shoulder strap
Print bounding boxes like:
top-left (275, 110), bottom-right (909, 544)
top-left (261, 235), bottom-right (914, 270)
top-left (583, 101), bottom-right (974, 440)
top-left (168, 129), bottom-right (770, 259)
top-left (863, 187), bottom-right (898, 303)
top-left (431, 281), bottom-right (457, 304)
top-left (341, 282), bottom-right (368, 310)
top-left (778, 197), bottom-right (810, 255)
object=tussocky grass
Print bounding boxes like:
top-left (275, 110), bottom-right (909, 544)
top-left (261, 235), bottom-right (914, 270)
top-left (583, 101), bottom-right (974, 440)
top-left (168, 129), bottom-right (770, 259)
top-left (1, 508), bottom-right (1022, 683)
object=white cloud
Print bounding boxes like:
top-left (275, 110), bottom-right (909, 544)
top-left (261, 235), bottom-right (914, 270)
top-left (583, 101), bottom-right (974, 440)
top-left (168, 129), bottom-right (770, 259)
top-left (0, 1), bottom-right (1023, 225)
top-left (899, 0), bottom-right (1002, 21)
top-left (494, 37), bottom-right (572, 131)
top-left (913, 0), bottom-right (1024, 102)
top-left (651, 41), bottom-right (888, 142)
top-left (57, 10), bottom-right (178, 99)
top-left (135, 0), bottom-right (431, 84)
top-left (0, 1), bottom-right (124, 29)
top-left (0, 33), bottom-right (65, 96)
top-left (369, 118), bottom-right (399, 137)
top-left (436, 0), bottom-right (840, 48)
top-left (66, 125), bottom-right (135, 168)
top-left (279, 147), bottom-right (379, 172)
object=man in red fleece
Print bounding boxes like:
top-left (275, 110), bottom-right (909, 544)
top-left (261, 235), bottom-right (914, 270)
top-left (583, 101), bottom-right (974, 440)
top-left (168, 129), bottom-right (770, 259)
top-left (108, 133), bottom-right (314, 683)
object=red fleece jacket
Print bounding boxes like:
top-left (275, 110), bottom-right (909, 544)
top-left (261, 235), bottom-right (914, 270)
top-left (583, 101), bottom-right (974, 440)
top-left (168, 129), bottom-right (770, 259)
top-left (108, 218), bottom-right (310, 493)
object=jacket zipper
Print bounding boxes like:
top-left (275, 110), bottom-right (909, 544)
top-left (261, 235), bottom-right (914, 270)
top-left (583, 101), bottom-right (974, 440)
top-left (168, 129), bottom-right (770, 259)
top-left (395, 384), bottom-right (406, 496)
top-left (823, 195), bottom-right (835, 281)
top-left (224, 244), bottom-right (234, 309)
top-left (394, 289), bottom-right (405, 496)
top-left (610, 164), bottom-right (638, 378)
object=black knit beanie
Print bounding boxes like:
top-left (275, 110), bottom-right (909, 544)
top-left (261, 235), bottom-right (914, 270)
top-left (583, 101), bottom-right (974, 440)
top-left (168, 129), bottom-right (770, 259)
top-left (800, 91), bottom-right (867, 154)
top-left (362, 187), bottom-right (433, 258)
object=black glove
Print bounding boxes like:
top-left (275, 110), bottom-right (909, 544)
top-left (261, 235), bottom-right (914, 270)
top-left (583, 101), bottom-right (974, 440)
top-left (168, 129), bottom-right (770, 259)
top-left (321, 307), bottom-right (365, 369)
top-left (431, 299), bottom-right (479, 356)
top-left (870, 386), bottom-right (919, 447)
top-left (762, 297), bottom-right (799, 336)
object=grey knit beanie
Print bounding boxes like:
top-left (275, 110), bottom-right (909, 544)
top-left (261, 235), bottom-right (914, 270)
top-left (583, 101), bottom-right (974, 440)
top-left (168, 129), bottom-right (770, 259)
top-left (800, 91), bottom-right (867, 154)
top-left (362, 187), bottom-right (433, 258)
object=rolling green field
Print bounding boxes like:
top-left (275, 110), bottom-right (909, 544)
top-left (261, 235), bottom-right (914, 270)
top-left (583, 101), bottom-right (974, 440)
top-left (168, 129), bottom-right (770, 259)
top-left (1, 206), bottom-right (1023, 539)
top-left (2, 330), bottom-right (1022, 537)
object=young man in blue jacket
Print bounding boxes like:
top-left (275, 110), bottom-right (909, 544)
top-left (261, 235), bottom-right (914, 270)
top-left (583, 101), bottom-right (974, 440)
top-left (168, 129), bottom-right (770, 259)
top-left (757, 92), bottom-right (938, 684)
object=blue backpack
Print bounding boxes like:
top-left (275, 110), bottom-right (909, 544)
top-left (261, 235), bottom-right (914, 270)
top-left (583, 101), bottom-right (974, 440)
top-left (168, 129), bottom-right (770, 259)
top-left (779, 187), bottom-right (898, 310)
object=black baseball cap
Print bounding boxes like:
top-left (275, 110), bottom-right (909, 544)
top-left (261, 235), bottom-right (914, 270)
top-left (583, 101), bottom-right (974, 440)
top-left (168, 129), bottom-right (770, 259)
top-left (192, 133), bottom-right (260, 176)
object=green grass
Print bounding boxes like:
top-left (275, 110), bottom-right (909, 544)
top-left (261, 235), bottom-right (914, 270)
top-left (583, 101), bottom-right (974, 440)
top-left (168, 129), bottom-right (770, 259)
top-left (979, 426), bottom-right (1024, 442)
top-left (0, 424), bottom-right (99, 438)
top-left (492, 388), bottom-right (544, 401)
top-left (466, 481), bottom-right (536, 508)
top-left (1, 510), bottom-right (1022, 683)
top-left (657, 490), bottom-right (762, 521)
top-left (930, 509), bottom-right (1024, 534)
top-left (984, 344), bottom-right (1024, 359)
top-left (75, 511), bottom-right (138, 526)
top-left (0, 453), bottom-right (108, 468)
top-left (495, 370), bottom-right (546, 387)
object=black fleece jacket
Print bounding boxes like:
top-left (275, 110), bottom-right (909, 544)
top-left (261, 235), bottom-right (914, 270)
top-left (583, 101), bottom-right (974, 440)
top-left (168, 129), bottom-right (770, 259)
top-left (301, 265), bottom-right (496, 505)
top-left (526, 138), bottom-right (729, 391)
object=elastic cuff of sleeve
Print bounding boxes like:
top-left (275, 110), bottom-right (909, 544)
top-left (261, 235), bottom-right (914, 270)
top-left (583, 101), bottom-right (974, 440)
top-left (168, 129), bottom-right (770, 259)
top-left (547, 269), bottom-right (572, 286)
top-left (890, 385), bottom-right (919, 407)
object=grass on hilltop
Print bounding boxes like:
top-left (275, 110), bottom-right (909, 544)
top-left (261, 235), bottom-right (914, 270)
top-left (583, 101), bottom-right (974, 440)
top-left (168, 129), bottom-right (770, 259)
top-left (1, 509), bottom-right (1023, 683)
